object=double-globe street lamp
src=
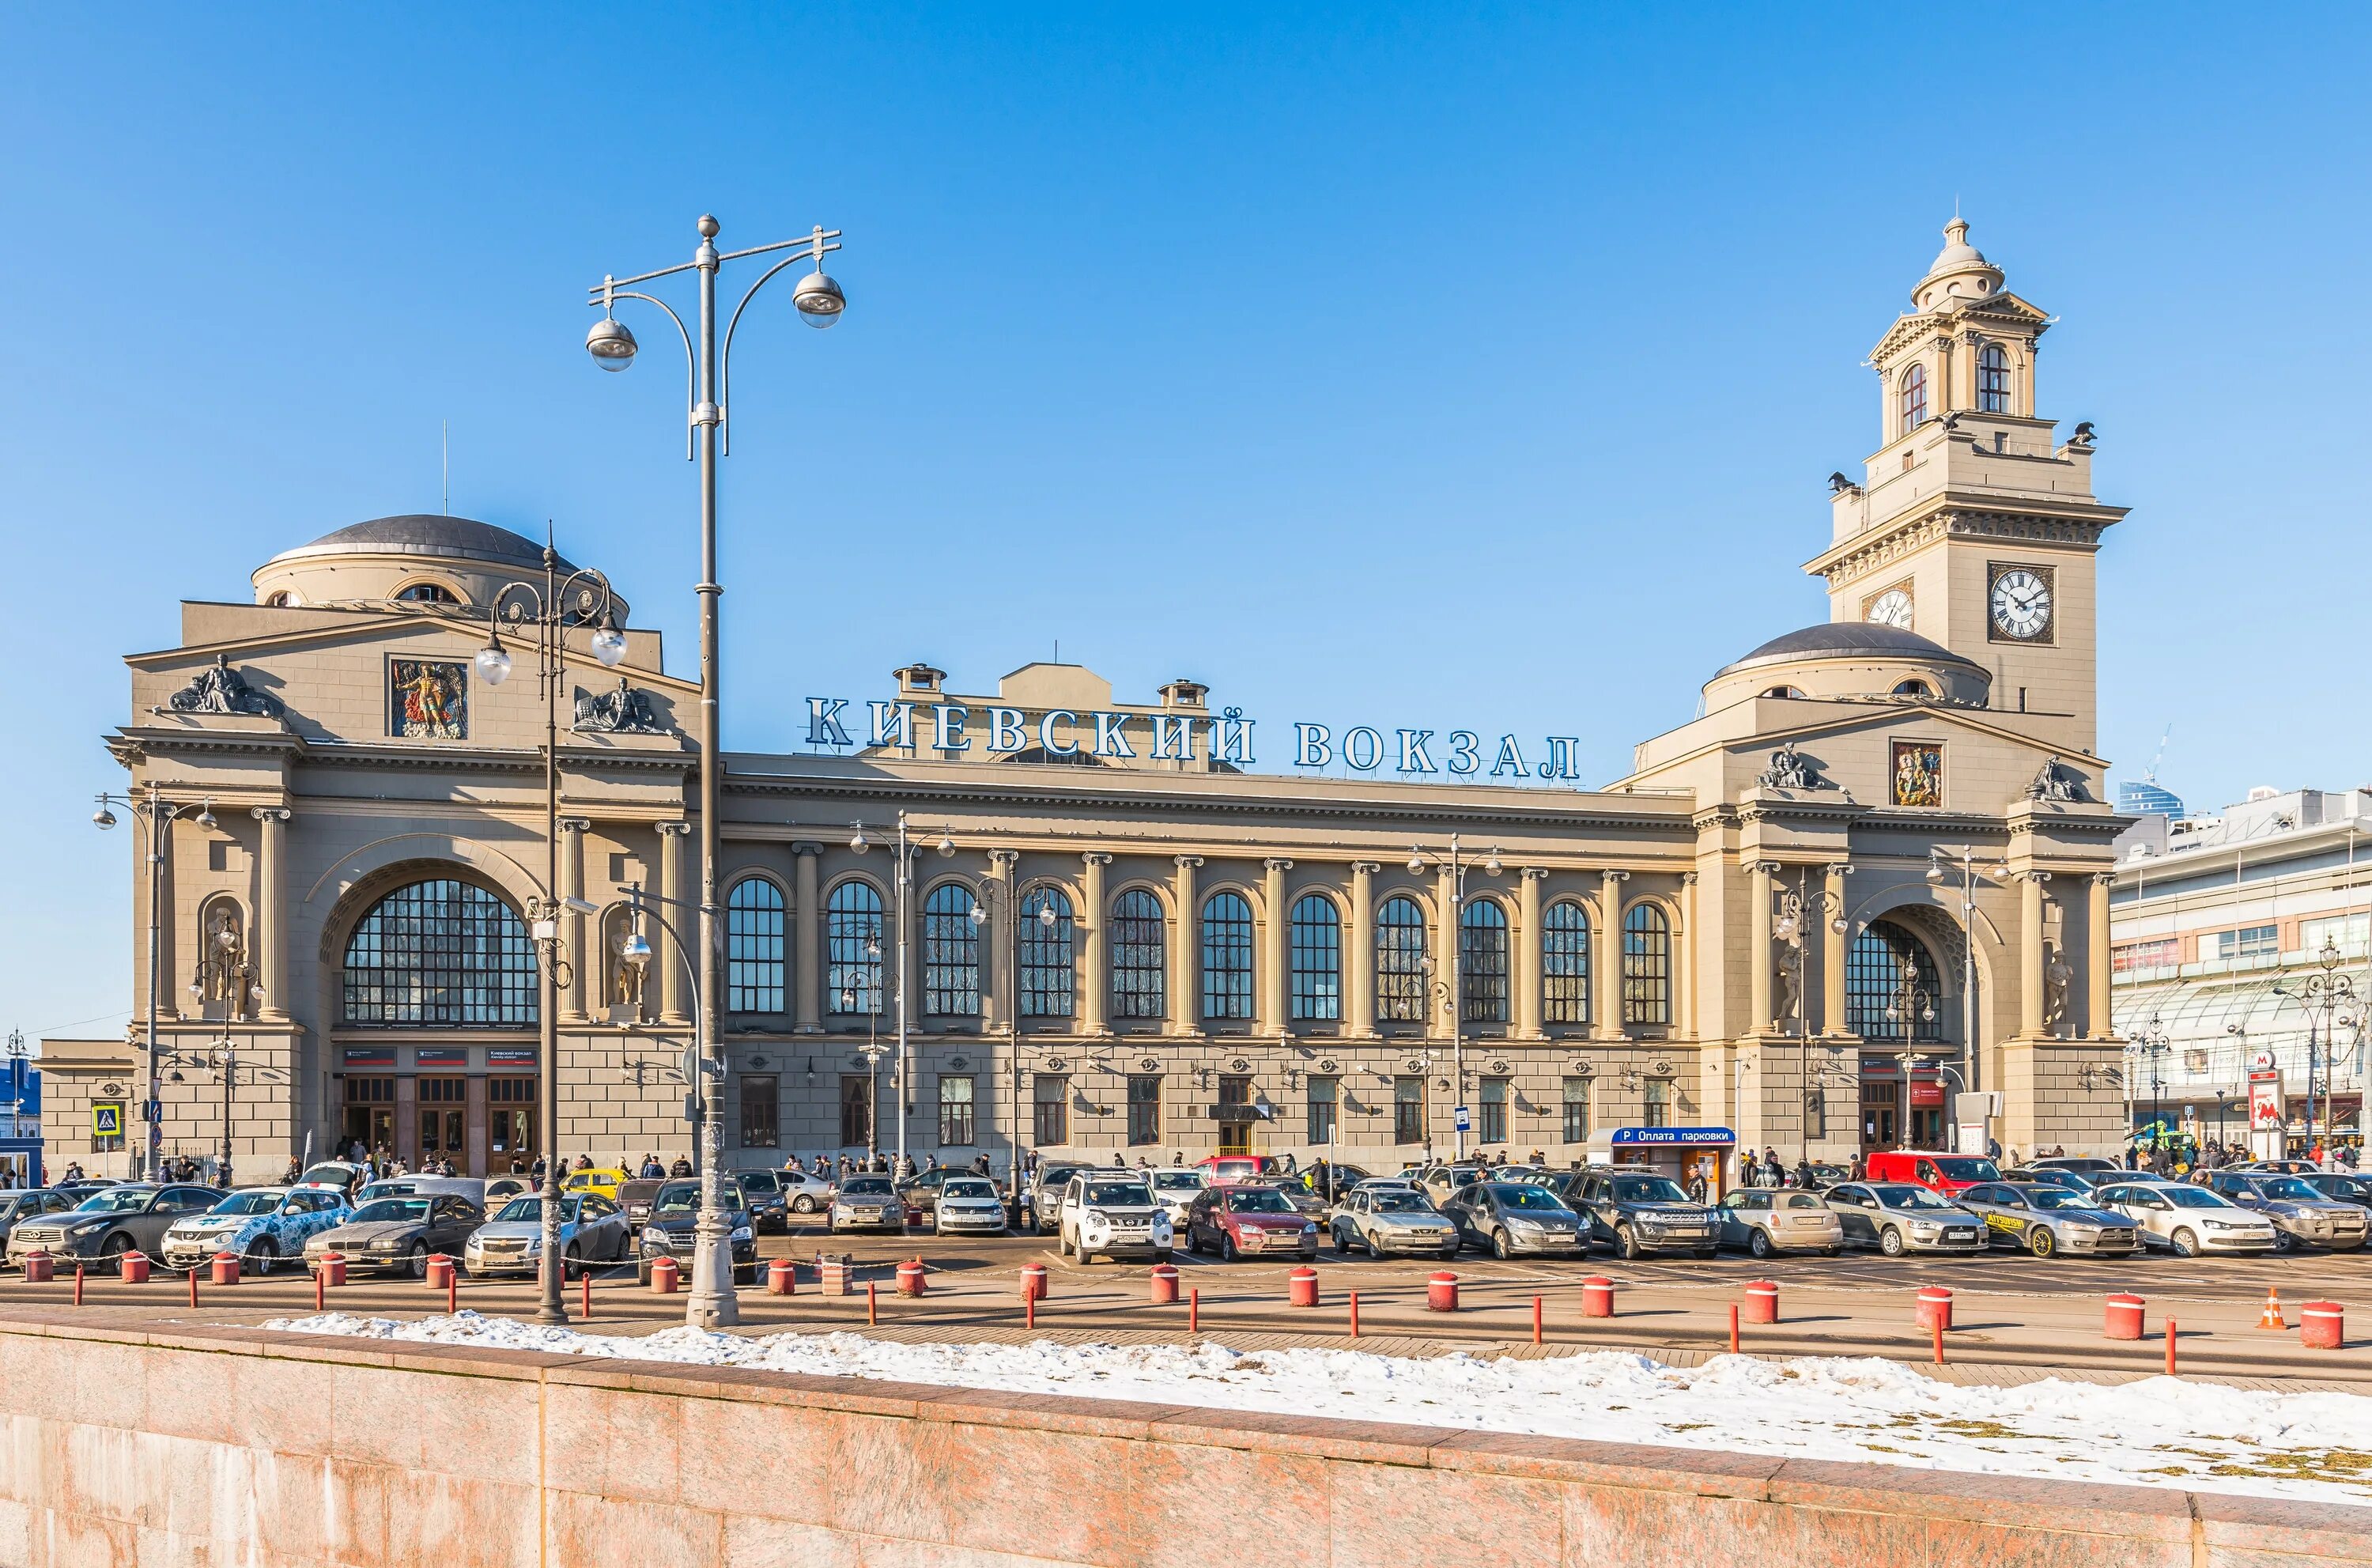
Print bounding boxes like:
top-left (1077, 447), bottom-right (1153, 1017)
top-left (586, 213), bottom-right (845, 1329)
top-left (2272, 937), bottom-right (2361, 1158)
top-left (1926, 847), bottom-right (2008, 1153)
top-left (849, 814), bottom-right (954, 1171)
top-left (1406, 837), bottom-right (1500, 1161)
top-left (93, 787), bottom-right (220, 1181)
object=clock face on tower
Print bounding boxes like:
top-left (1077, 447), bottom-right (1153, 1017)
top-left (1864, 588), bottom-right (1913, 630)
top-left (1988, 564), bottom-right (2055, 642)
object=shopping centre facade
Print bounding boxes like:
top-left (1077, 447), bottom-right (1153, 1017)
top-left (47, 221), bottom-right (2137, 1185)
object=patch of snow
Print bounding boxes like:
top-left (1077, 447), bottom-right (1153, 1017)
top-left (264, 1311), bottom-right (2372, 1506)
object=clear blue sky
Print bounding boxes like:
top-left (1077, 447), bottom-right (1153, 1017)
top-left (5, 6), bottom-right (2367, 1045)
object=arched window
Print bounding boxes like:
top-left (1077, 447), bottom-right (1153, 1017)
top-left (1289, 894), bottom-right (1341, 1022)
top-left (1543, 900), bottom-right (1591, 1025)
top-left (923, 883), bottom-right (980, 1016)
top-left (1110, 889), bottom-right (1167, 1020)
top-left (1893, 679), bottom-right (1932, 697)
top-left (1848, 918), bottom-right (1945, 1041)
top-left (725, 876), bottom-right (786, 1014)
top-left (1900, 363), bottom-right (1928, 433)
top-left (395, 582), bottom-right (459, 605)
top-left (1376, 895), bottom-right (1429, 1022)
top-left (1621, 903), bottom-right (1671, 1026)
top-left (1459, 899), bottom-right (1509, 1023)
top-left (342, 878), bottom-right (536, 1026)
top-left (1019, 886), bottom-right (1075, 1018)
top-left (1977, 344), bottom-right (2010, 414)
top-left (1201, 892), bottom-right (1255, 1021)
top-left (826, 881), bottom-right (885, 1015)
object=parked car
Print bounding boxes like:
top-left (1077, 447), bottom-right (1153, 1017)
top-left (829, 1174), bottom-right (908, 1234)
top-left (1716, 1188), bottom-right (1843, 1258)
top-left (2298, 1172), bottom-right (2372, 1211)
top-left (2091, 1180), bottom-right (2279, 1256)
top-left (561, 1167), bottom-right (630, 1202)
top-left (6, 1184), bottom-right (222, 1273)
top-left (161, 1186), bottom-right (349, 1274)
top-left (1822, 1182), bottom-right (1986, 1256)
top-left (932, 1176), bottom-right (1010, 1236)
top-left (291, 1161), bottom-right (368, 1199)
top-left (634, 1180), bottom-right (757, 1285)
top-left (354, 1176), bottom-right (487, 1209)
top-left (895, 1167), bottom-right (968, 1226)
top-left (1144, 1167), bottom-right (1208, 1225)
top-left (1520, 1169), bottom-right (1591, 1205)
top-left (1329, 1185), bottom-right (1460, 1258)
top-left (1025, 1164), bottom-right (1089, 1230)
top-left (2227, 1159), bottom-right (2321, 1177)
top-left (1796, 1162), bottom-right (1852, 1192)
top-left (1253, 1177), bottom-right (1330, 1222)
top-left (1570, 1169), bottom-right (1719, 1259)
top-left (301, 1193), bottom-right (485, 1278)
top-left (0, 1189), bottom-right (80, 1256)
top-left (1194, 1154), bottom-right (1281, 1185)
top-left (1862, 1150), bottom-right (2003, 1198)
top-left (1415, 1162), bottom-right (1490, 1207)
top-left (1442, 1181), bottom-right (1587, 1259)
top-left (2028, 1156), bottom-right (2122, 1177)
top-left (2204, 1171), bottom-right (2370, 1252)
top-left (463, 1193), bottom-right (632, 1278)
top-left (1184, 1183), bottom-right (1318, 1261)
top-left (615, 1178), bottom-right (665, 1234)
top-left (775, 1166), bottom-right (838, 1215)
top-left (484, 1175), bottom-right (536, 1206)
top-left (2001, 1166), bottom-right (2106, 1196)
top-left (1057, 1173), bottom-right (1173, 1264)
top-left (1951, 1181), bottom-right (2141, 1258)
top-left (733, 1170), bottom-right (791, 1234)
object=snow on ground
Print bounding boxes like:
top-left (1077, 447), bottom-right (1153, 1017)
top-left (266, 1310), bottom-right (2372, 1506)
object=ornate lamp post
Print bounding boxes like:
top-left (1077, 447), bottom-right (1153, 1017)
top-left (1926, 848), bottom-right (2008, 1153)
top-left (586, 213), bottom-right (847, 1329)
top-left (1773, 868), bottom-right (1852, 1162)
top-left (1407, 837), bottom-right (1501, 1160)
top-left (2132, 1013), bottom-right (2172, 1153)
top-left (93, 787), bottom-right (217, 1180)
top-left (2274, 938), bottom-right (2359, 1160)
top-left (849, 814), bottom-right (950, 1170)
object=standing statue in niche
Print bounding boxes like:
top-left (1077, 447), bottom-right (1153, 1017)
top-left (2042, 943), bottom-right (2075, 1034)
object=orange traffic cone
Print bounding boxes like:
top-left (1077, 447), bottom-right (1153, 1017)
top-left (2259, 1288), bottom-right (2287, 1330)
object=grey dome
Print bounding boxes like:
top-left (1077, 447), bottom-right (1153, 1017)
top-left (270, 516), bottom-right (572, 572)
top-left (1719, 622), bottom-right (1983, 677)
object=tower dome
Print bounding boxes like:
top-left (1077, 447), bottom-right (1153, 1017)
top-left (249, 514), bottom-right (626, 621)
top-left (1912, 217), bottom-right (2005, 310)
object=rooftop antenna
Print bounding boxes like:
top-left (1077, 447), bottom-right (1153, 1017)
top-left (440, 421), bottom-right (449, 514)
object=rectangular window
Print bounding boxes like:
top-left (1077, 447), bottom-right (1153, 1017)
top-left (2301, 914), bottom-right (2371, 959)
top-left (2111, 939), bottom-right (2179, 973)
top-left (1478, 1078), bottom-right (1508, 1145)
top-left (938, 1075), bottom-right (976, 1147)
top-left (1306, 1075), bottom-right (1338, 1146)
top-left (1561, 1078), bottom-right (1590, 1145)
top-left (2220, 925), bottom-right (2278, 961)
top-left (738, 1075), bottom-right (780, 1149)
top-left (1392, 1076), bottom-right (1425, 1145)
top-left (489, 1076), bottom-right (535, 1160)
top-left (1127, 1075), bottom-right (1161, 1146)
top-left (1641, 1079), bottom-right (1669, 1126)
top-left (1033, 1074), bottom-right (1068, 1147)
top-left (840, 1075), bottom-right (873, 1150)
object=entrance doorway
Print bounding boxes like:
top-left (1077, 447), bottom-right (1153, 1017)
top-left (1216, 1075), bottom-right (1252, 1157)
top-left (489, 1076), bottom-right (534, 1172)
top-left (417, 1078), bottom-right (465, 1169)
top-left (342, 1077), bottom-right (395, 1162)
top-left (1859, 1081), bottom-right (1898, 1152)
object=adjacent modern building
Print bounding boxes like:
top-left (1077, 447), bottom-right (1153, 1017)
top-left (50, 220), bottom-right (2138, 1185)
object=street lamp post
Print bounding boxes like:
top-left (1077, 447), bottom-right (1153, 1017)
top-left (1407, 837), bottom-right (1501, 1160)
top-left (2274, 938), bottom-right (2359, 1161)
top-left (851, 814), bottom-right (947, 1171)
top-left (968, 858), bottom-right (1051, 1204)
top-left (1926, 848), bottom-right (2007, 1153)
top-left (1773, 867), bottom-right (1852, 1162)
top-left (587, 213), bottom-right (847, 1330)
top-left (93, 786), bottom-right (217, 1181)
top-left (208, 1037), bottom-right (237, 1180)
top-left (2133, 1013), bottom-right (2171, 1154)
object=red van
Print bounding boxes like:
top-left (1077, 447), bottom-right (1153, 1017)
top-left (1864, 1150), bottom-right (2001, 1197)
top-left (1195, 1154), bottom-right (1282, 1185)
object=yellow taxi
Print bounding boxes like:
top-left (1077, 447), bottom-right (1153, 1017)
top-left (561, 1167), bottom-right (629, 1201)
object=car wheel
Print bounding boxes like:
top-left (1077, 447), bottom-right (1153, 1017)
top-left (563, 1243), bottom-right (583, 1280)
top-left (2028, 1229), bottom-right (2056, 1260)
top-left (1490, 1228), bottom-right (1512, 1260)
top-left (1615, 1225), bottom-right (1641, 1261)
top-left (406, 1241), bottom-right (429, 1279)
top-left (101, 1234), bottom-right (132, 1275)
top-left (1822, 1246), bottom-right (1841, 1258)
top-left (2170, 1227), bottom-right (2199, 1258)
top-left (250, 1238), bottom-right (278, 1278)
top-left (1222, 1234), bottom-right (1240, 1264)
top-left (793, 1195), bottom-right (817, 1215)
top-left (1878, 1226), bottom-right (1905, 1258)
top-left (2272, 1230), bottom-right (2295, 1254)
top-left (1748, 1230), bottom-right (1773, 1260)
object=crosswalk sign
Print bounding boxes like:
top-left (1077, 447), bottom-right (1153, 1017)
top-left (91, 1104), bottom-right (122, 1138)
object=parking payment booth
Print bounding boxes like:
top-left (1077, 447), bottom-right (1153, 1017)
top-left (1609, 1127), bottom-right (1734, 1193)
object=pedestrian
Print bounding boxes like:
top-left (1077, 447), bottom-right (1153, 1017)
top-left (1793, 1158), bottom-right (1815, 1190)
top-left (1685, 1170), bottom-right (1708, 1204)
top-left (670, 1155), bottom-right (693, 1178)
top-left (1282, 1151), bottom-right (1297, 1174)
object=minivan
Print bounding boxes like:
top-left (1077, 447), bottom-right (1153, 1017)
top-left (1863, 1150), bottom-right (2002, 1198)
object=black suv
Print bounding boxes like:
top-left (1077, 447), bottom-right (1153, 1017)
top-left (1571, 1169), bottom-right (1720, 1259)
top-left (635, 1180), bottom-right (759, 1284)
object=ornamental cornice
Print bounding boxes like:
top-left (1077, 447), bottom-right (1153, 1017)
top-left (1810, 503), bottom-right (2121, 588)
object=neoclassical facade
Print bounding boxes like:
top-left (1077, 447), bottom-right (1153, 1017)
top-left (55, 221), bottom-right (2137, 1183)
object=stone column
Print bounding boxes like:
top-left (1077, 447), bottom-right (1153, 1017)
top-left (1748, 862), bottom-right (1776, 1035)
top-left (1079, 852), bottom-right (1112, 1035)
top-left (982, 850), bottom-right (1018, 1031)
top-left (2087, 872), bottom-right (2115, 1040)
top-left (1821, 862), bottom-right (1853, 1036)
top-left (249, 807), bottom-right (291, 1021)
top-left (1436, 863), bottom-right (1460, 1035)
top-left (1595, 870), bottom-right (1630, 1041)
top-left (1514, 869), bottom-right (1547, 1040)
top-left (2019, 871), bottom-right (2051, 1038)
top-left (558, 818), bottom-right (591, 1021)
top-left (792, 843), bottom-right (823, 1033)
top-left (1678, 871), bottom-right (1699, 1038)
top-left (1262, 858), bottom-right (1293, 1033)
top-left (1169, 856), bottom-right (1202, 1036)
top-left (1347, 862), bottom-right (1379, 1037)
top-left (655, 823), bottom-right (692, 1022)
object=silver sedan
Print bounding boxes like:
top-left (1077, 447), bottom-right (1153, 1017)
top-left (2204, 1172), bottom-right (2368, 1252)
top-left (1951, 1181), bottom-right (2140, 1258)
top-left (462, 1193), bottom-right (632, 1278)
top-left (1329, 1187), bottom-right (1461, 1258)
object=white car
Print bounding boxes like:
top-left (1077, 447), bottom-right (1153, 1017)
top-left (2091, 1180), bottom-right (2280, 1256)
top-left (463, 1193), bottom-right (633, 1278)
top-left (1058, 1173), bottom-right (1173, 1264)
top-left (1144, 1167), bottom-right (1208, 1226)
top-left (932, 1176), bottom-right (1010, 1235)
top-left (161, 1186), bottom-right (350, 1274)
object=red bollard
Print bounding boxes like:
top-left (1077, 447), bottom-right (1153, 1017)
top-left (187, 1265), bottom-right (198, 1306)
top-left (211, 1251), bottom-right (241, 1287)
top-left (1728, 1302), bottom-right (1739, 1354)
top-left (423, 1254), bottom-right (452, 1290)
top-left (1427, 1271), bottom-right (1460, 1312)
top-left (1149, 1263), bottom-right (1179, 1305)
top-left (650, 1256), bottom-right (680, 1294)
top-left (1349, 1289), bottom-right (1359, 1339)
top-left (21, 1250), bottom-right (52, 1284)
top-left (1915, 1286), bottom-right (1953, 1332)
top-left (1026, 1292), bottom-right (1036, 1330)
top-left (867, 1279), bottom-right (878, 1326)
top-left (447, 1271), bottom-right (457, 1314)
top-left (1932, 1318), bottom-right (1945, 1366)
top-left (315, 1270), bottom-right (325, 1313)
top-left (1288, 1267), bottom-right (1319, 1308)
top-left (1018, 1263), bottom-right (1048, 1302)
top-left (1581, 1275), bottom-right (1615, 1318)
top-left (2166, 1317), bottom-right (2178, 1377)
top-left (583, 1273), bottom-right (594, 1320)
top-left (119, 1252), bottom-right (149, 1286)
top-left (319, 1251), bottom-right (346, 1287)
top-left (74, 1266), bottom-right (84, 1307)
top-left (1189, 1286), bottom-right (1199, 1336)
top-left (1743, 1279), bottom-right (1779, 1324)
top-left (767, 1260), bottom-right (798, 1296)
top-left (1532, 1295), bottom-right (1543, 1346)
top-left (2105, 1293), bottom-right (2146, 1341)
top-left (2302, 1300), bottom-right (2345, 1351)
top-left (897, 1259), bottom-right (926, 1298)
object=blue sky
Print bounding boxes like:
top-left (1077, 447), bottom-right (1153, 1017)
top-left (4, 6), bottom-right (2368, 1044)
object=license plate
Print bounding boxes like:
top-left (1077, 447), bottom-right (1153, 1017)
top-left (1946, 1230), bottom-right (1977, 1241)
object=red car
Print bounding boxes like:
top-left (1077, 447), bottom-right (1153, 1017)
top-left (1864, 1150), bottom-right (2002, 1198)
top-left (1195, 1154), bottom-right (1282, 1184)
top-left (1184, 1182), bottom-right (1317, 1261)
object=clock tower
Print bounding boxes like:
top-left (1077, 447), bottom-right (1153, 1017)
top-left (1805, 220), bottom-right (2125, 754)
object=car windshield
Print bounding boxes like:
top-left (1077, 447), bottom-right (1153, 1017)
top-left (1083, 1183), bottom-right (1151, 1207)
top-left (1490, 1184), bottom-right (1563, 1210)
top-left (1037, 1167), bottom-right (1084, 1189)
top-left (2306, 1175), bottom-right (2362, 1197)
top-left (1875, 1185), bottom-right (1955, 1211)
top-left (77, 1188), bottom-right (155, 1213)
top-left (494, 1197), bottom-right (573, 1222)
top-left (1610, 1177), bottom-right (1689, 1203)
top-left (1373, 1193), bottom-right (1433, 1213)
top-left (841, 1177), bottom-right (894, 1196)
top-left (652, 1183), bottom-right (705, 1214)
top-left (2163, 1186), bottom-right (2234, 1209)
top-left (1780, 1192), bottom-right (1826, 1211)
top-left (2256, 1177), bottom-right (2322, 1200)
top-left (351, 1199), bottom-right (431, 1223)
top-left (943, 1179), bottom-right (996, 1200)
top-left (2025, 1188), bottom-right (2093, 1211)
top-left (298, 1165), bottom-right (353, 1186)
top-left (211, 1192), bottom-right (281, 1216)
top-left (1931, 1158), bottom-right (2000, 1181)
top-left (1226, 1188), bottom-right (1295, 1214)
top-left (1149, 1172), bottom-right (1203, 1191)
top-left (738, 1172), bottom-right (781, 1192)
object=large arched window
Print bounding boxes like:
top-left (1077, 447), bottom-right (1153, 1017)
top-left (1201, 891), bottom-right (1255, 1021)
top-left (1376, 895), bottom-right (1429, 1022)
top-left (1460, 899), bottom-right (1509, 1023)
top-left (923, 883), bottom-right (980, 1016)
top-left (342, 878), bottom-right (536, 1026)
top-left (1621, 903), bottom-right (1671, 1026)
top-left (1019, 886), bottom-right (1075, 1018)
top-left (1848, 918), bottom-right (1945, 1041)
top-left (1289, 893), bottom-right (1341, 1022)
top-left (725, 876), bottom-right (786, 1014)
top-left (1110, 889), bottom-right (1167, 1020)
top-left (1543, 900), bottom-right (1591, 1026)
top-left (1977, 344), bottom-right (2010, 414)
top-left (1900, 362), bottom-right (1928, 433)
top-left (826, 880), bottom-right (885, 1015)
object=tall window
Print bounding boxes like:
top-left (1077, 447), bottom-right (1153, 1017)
top-left (1392, 1076), bottom-right (1426, 1144)
top-left (1307, 1075), bottom-right (1338, 1145)
top-left (738, 1075), bottom-right (780, 1148)
top-left (1561, 1078), bottom-right (1590, 1145)
top-left (1847, 919), bottom-right (1944, 1041)
top-left (725, 877), bottom-right (786, 1014)
top-left (1900, 362), bottom-right (1928, 433)
top-left (1289, 894), bottom-right (1342, 1022)
top-left (825, 880), bottom-right (884, 1015)
top-left (1110, 890), bottom-right (1167, 1020)
top-left (342, 878), bottom-right (537, 1026)
top-left (1019, 888), bottom-right (1075, 1018)
top-left (1641, 1079), bottom-right (1669, 1125)
top-left (1543, 901), bottom-right (1591, 1025)
top-left (840, 1076), bottom-right (872, 1150)
top-left (1033, 1074), bottom-right (1069, 1146)
top-left (1460, 900), bottom-right (1509, 1023)
top-left (923, 883), bottom-right (980, 1016)
top-left (1478, 1078), bottom-right (1509, 1145)
top-left (1127, 1075), bottom-right (1161, 1145)
top-left (1977, 344), bottom-right (2010, 413)
top-left (1376, 895), bottom-right (1429, 1022)
top-left (1201, 891), bottom-right (1256, 1020)
top-left (1621, 903), bottom-right (1671, 1026)
top-left (938, 1075), bottom-right (976, 1146)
